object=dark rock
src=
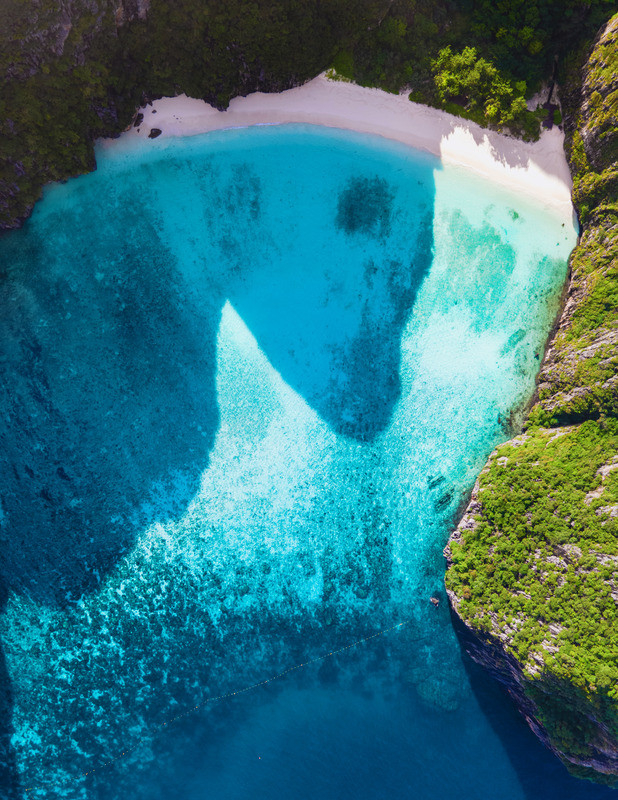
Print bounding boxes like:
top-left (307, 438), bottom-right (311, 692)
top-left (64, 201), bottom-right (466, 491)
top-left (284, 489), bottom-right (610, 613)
top-left (133, 113), bottom-right (143, 127)
top-left (148, 128), bottom-right (162, 139)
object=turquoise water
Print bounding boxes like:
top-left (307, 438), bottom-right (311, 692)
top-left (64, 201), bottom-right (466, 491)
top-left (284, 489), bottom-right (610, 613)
top-left (0, 125), bottom-right (605, 799)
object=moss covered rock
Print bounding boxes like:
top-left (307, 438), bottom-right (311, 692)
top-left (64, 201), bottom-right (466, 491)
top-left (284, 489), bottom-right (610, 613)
top-left (445, 13), bottom-right (618, 784)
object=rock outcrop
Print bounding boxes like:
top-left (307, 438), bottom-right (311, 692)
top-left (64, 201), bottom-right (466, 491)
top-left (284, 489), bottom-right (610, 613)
top-left (445, 13), bottom-right (618, 785)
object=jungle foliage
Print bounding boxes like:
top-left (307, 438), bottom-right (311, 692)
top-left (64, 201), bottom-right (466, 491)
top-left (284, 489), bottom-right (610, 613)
top-left (335, 0), bottom-right (615, 137)
top-left (447, 421), bottom-right (618, 687)
top-left (430, 45), bottom-right (535, 136)
top-left (446, 420), bottom-right (618, 776)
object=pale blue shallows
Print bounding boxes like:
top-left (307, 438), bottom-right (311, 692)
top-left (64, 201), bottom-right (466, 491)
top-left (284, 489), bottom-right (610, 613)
top-left (0, 125), bottom-right (609, 800)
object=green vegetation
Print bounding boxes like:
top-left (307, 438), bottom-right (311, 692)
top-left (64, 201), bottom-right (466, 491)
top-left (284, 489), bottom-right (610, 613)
top-left (447, 420), bottom-right (618, 779)
top-left (342, 0), bottom-right (614, 94)
top-left (448, 420), bottom-right (618, 681)
top-left (337, 0), bottom-right (614, 138)
top-left (531, 213), bottom-right (618, 426)
top-left (445, 13), bottom-right (618, 782)
top-left (534, 14), bottom-right (618, 427)
top-left (431, 45), bottom-right (536, 137)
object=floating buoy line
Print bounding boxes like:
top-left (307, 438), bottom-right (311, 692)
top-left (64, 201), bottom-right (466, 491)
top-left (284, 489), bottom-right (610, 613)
top-left (25, 618), bottom-right (412, 795)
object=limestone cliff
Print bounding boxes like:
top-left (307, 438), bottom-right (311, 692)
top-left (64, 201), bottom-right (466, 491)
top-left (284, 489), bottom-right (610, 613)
top-left (445, 13), bottom-right (618, 785)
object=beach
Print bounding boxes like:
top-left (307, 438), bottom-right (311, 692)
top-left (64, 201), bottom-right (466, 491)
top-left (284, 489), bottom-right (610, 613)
top-left (114, 72), bottom-right (574, 218)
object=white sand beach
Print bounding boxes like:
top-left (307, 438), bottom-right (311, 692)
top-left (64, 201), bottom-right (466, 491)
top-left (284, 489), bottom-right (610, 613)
top-left (113, 73), bottom-right (575, 220)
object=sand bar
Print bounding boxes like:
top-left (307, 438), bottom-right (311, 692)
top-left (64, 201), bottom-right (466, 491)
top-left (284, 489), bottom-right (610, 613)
top-left (110, 73), bottom-right (574, 220)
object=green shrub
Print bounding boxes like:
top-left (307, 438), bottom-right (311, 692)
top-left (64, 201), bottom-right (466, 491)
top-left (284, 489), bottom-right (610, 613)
top-left (431, 45), bottom-right (539, 135)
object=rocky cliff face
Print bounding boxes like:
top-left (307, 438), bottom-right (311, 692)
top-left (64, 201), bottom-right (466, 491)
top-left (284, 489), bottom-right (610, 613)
top-left (446, 431), bottom-right (618, 783)
top-left (2, 1), bottom-right (152, 84)
top-left (445, 13), bottom-right (618, 785)
top-left (536, 13), bottom-right (618, 425)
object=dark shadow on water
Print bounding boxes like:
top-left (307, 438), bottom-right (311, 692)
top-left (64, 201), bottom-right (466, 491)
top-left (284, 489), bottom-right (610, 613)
top-left (0, 190), bottom-right (225, 795)
top-left (0, 139), bottom-right (438, 795)
top-left (229, 169), bottom-right (435, 441)
top-left (0, 153), bottom-right (436, 602)
top-left (0, 199), bottom-right (222, 607)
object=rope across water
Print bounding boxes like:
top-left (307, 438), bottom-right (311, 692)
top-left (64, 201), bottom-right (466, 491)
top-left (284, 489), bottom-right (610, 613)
top-left (24, 618), bottom-right (413, 795)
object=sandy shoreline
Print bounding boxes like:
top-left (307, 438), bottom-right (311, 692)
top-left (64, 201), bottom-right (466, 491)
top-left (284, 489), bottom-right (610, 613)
top-left (111, 73), bottom-right (574, 220)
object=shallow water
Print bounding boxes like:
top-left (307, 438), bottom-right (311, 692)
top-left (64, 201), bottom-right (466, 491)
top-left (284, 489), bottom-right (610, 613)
top-left (0, 125), bottom-right (605, 799)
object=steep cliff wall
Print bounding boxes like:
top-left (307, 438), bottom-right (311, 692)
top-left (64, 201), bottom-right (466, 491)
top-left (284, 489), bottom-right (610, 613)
top-left (445, 13), bottom-right (618, 785)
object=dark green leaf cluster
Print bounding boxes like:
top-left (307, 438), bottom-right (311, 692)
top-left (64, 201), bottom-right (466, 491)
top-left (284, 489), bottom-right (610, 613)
top-left (466, 0), bottom-right (615, 86)
top-left (431, 45), bottom-right (536, 137)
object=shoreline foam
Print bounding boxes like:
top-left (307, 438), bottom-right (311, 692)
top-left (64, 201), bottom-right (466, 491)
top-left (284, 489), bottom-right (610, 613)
top-left (103, 73), bottom-right (575, 222)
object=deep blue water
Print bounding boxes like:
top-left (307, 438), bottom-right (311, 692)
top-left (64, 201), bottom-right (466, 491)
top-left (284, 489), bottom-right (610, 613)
top-left (0, 125), bottom-right (610, 799)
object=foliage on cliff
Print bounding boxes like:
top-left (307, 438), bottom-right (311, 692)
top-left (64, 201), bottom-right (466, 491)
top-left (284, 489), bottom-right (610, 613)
top-left (333, 0), bottom-right (614, 139)
top-left (446, 13), bottom-right (618, 783)
top-left (535, 13), bottom-right (618, 427)
top-left (338, 0), bottom-right (614, 92)
top-left (448, 421), bottom-right (618, 682)
top-left (430, 45), bottom-right (536, 137)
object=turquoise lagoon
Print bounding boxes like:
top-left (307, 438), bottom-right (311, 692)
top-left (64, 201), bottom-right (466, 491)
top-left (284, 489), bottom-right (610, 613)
top-left (0, 125), bottom-right (607, 799)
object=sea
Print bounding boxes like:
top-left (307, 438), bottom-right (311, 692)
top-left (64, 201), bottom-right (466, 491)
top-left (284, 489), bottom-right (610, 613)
top-left (0, 124), bottom-right (609, 799)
